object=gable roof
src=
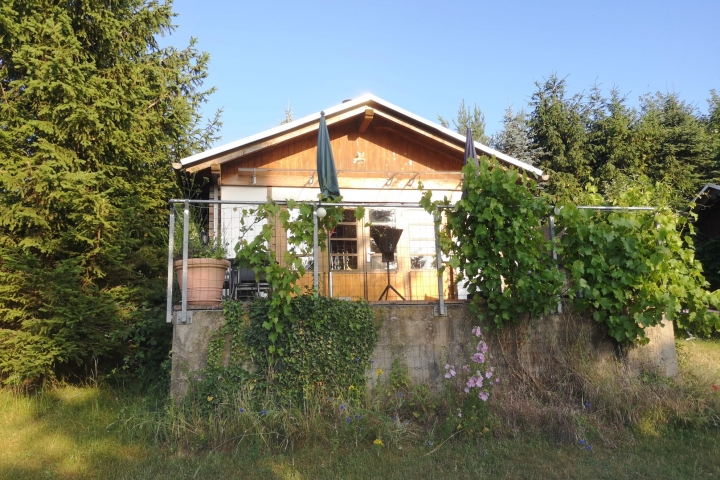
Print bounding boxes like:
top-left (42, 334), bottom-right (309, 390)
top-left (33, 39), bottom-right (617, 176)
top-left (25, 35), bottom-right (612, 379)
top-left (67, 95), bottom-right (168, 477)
top-left (180, 94), bottom-right (543, 177)
top-left (694, 183), bottom-right (720, 206)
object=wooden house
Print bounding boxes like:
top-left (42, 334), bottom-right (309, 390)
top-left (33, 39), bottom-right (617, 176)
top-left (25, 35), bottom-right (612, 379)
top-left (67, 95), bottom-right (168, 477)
top-left (179, 94), bottom-right (543, 301)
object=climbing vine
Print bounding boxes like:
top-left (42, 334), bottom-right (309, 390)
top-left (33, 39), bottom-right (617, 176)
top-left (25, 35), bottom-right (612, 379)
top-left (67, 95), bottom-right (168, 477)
top-left (233, 198), bottom-right (363, 354)
top-left (421, 156), bottom-right (564, 329)
top-left (556, 182), bottom-right (720, 342)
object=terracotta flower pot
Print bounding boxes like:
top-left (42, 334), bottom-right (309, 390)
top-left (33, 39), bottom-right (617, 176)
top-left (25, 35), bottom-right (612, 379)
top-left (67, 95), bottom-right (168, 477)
top-left (174, 258), bottom-right (231, 307)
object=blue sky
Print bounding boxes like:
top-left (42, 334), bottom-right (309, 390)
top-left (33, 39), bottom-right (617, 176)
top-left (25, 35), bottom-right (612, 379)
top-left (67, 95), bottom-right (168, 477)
top-left (161, 0), bottom-right (719, 146)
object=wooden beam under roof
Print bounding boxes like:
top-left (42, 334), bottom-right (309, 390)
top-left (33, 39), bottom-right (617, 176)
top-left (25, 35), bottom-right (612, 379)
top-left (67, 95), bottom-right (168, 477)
top-left (358, 108), bottom-right (374, 133)
top-left (373, 110), bottom-right (464, 155)
top-left (224, 167), bottom-right (463, 190)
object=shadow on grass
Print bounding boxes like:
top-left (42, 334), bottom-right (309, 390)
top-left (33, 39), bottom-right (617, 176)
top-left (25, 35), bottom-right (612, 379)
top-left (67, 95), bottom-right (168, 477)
top-left (0, 386), bottom-right (286, 480)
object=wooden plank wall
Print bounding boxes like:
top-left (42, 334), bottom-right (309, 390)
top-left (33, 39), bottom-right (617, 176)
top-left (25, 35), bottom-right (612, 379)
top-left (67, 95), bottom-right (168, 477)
top-left (220, 117), bottom-right (463, 182)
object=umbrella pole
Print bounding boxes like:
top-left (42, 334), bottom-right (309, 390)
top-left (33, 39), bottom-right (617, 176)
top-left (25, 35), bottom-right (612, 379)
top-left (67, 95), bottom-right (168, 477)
top-left (313, 203), bottom-right (319, 296)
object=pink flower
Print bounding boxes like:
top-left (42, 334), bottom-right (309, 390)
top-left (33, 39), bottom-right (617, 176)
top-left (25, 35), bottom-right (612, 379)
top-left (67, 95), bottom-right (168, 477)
top-left (472, 353), bottom-right (485, 364)
top-left (444, 372), bottom-right (452, 379)
top-left (495, 378), bottom-right (500, 383)
top-left (444, 363), bottom-right (450, 370)
top-left (464, 387), bottom-right (470, 393)
top-left (458, 411), bottom-right (463, 418)
top-left (478, 391), bottom-right (489, 401)
top-left (472, 326), bottom-right (482, 337)
top-left (477, 341), bottom-right (488, 354)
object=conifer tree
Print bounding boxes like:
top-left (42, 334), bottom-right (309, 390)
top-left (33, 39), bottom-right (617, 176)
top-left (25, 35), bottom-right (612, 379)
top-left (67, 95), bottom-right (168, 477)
top-left (438, 99), bottom-right (488, 144)
top-left (0, 0), bottom-right (220, 384)
top-left (490, 106), bottom-right (541, 166)
top-left (527, 74), bottom-right (591, 201)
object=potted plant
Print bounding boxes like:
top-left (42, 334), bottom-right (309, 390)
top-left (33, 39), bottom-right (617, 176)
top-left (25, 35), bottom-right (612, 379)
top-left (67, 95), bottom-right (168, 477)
top-left (173, 223), bottom-right (230, 307)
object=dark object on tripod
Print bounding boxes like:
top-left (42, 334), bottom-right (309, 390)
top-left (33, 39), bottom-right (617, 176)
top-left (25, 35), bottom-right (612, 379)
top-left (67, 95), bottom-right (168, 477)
top-left (370, 226), bottom-right (405, 300)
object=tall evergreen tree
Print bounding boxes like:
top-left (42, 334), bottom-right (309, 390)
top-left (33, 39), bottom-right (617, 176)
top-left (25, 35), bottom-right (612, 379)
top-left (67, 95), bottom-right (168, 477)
top-left (635, 92), bottom-right (715, 207)
top-left (438, 99), bottom-right (488, 144)
top-left (705, 90), bottom-right (720, 178)
top-left (0, 0), bottom-right (220, 384)
top-left (489, 106), bottom-right (541, 166)
top-left (527, 74), bottom-right (591, 200)
top-left (586, 86), bottom-right (644, 190)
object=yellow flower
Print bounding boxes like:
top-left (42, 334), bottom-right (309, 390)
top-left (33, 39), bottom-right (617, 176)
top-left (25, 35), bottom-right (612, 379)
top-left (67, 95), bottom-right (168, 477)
top-left (373, 438), bottom-right (384, 447)
top-left (349, 385), bottom-right (355, 390)
top-left (376, 369), bottom-right (383, 377)
top-left (482, 427), bottom-right (490, 433)
top-left (207, 396), bottom-right (214, 402)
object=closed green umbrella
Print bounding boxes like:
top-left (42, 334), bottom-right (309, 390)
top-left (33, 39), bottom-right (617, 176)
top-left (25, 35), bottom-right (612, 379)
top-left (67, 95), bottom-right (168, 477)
top-left (317, 111), bottom-right (341, 199)
top-left (315, 111), bottom-right (341, 297)
top-left (464, 126), bottom-right (478, 169)
top-left (462, 126), bottom-right (478, 199)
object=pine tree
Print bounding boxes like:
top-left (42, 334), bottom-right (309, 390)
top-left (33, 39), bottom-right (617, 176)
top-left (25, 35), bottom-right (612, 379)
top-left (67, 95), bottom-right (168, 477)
top-left (0, 0), bottom-right (220, 384)
top-left (489, 106), bottom-right (541, 166)
top-left (279, 102), bottom-right (294, 125)
top-left (438, 99), bottom-right (488, 144)
top-left (705, 90), bottom-right (720, 179)
top-left (527, 74), bottom-right (591, 201)
top-left (635, 92), bottom-right (715, 208)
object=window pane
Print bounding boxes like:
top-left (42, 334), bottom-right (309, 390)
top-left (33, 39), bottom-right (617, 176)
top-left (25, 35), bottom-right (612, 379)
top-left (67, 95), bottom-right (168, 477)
top-left (371, 255), bottom-right (396, 270)
top-left (411, 225), bottom-right (435, 239)
top-left (410, 240), bottom-right (436, 254)
top-left (331, 240), bottom-right (358, 254)
top-left (331, 255), bottom-right (358, 270)
top-left (369, 209), bottom-right (395, 223)
top-left (411, 255), bottom-right (435, 269)
top-left (342, 209), bottom-right (356, 222)
top-left (332, 225), bottom-right (357, 238)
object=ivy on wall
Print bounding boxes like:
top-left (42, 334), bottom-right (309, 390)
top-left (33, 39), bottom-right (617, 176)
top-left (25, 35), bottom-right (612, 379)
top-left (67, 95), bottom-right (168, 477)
top-left (189, 198), bottom-right (377, 406)
top-left (244, 295), bottom-right (378, 402)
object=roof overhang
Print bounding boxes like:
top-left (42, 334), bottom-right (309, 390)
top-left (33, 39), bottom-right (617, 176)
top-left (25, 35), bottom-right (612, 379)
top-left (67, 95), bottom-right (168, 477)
top-left (180, 94), bottom-right (543, 177)
top-left (694, 183), bottom-right (720, 206)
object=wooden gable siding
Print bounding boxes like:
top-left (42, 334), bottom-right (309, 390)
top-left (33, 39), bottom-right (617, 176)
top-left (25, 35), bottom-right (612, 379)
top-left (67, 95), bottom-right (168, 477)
top-left (220, 117), bottom-right (463, 186)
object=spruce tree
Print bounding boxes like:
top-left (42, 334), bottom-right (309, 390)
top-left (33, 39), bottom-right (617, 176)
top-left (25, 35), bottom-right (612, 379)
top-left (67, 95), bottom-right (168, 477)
top-left (489, 106), bottom-right (541, 166)
top-left (0, 0), bottom-right (220, 384)
top-left (527, 74), bottom-right (591, 201)
top-left (438, 99), bottom-right (488, 144)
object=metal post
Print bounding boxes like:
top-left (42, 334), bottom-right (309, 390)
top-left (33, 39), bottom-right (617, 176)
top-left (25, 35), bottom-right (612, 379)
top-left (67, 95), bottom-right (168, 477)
top-left (181, 200), bottom-right (189, 324)
top-left (213, 185), bottom-right (219, 238)
top-left (549, 214), bottom-right (562, 314)
top-left (313, 204), bottom-right (319, 296)
top-left (166, 205), bottom-right (176, 323)
top-left (328, 228), bottom-right (333, 297)
top-left (434, 210), bottom-right (446, 315)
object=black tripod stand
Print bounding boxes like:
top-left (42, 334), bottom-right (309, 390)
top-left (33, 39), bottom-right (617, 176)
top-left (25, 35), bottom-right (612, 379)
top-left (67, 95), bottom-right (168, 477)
top-left (378, 256), bottom-right (405, 300)
top-left (370, 226), bottom-right (405, 301)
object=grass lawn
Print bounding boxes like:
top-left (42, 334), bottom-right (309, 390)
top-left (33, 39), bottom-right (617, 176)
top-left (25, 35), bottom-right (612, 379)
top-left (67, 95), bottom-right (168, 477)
top-left (1, 338), bottom-right (719, 479)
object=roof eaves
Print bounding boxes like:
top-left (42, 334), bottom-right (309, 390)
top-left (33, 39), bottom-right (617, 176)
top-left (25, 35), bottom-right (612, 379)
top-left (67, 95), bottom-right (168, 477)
top-left (180, 93), bottom-right (543, 176)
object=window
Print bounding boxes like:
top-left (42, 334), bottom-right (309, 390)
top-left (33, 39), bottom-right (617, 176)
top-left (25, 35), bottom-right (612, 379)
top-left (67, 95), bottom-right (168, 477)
top-left (330, 209), bottom-right (358, 270)
top-left (407, 209), bottom-right (436, 269)
top-left (368, 208), bottom-right (397, 270)
top-left (286, 208), bottom-right (313, 270)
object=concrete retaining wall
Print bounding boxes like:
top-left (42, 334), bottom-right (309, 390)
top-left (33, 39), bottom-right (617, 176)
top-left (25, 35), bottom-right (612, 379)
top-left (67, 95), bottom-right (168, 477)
top-left (170, 303), bottom-right (678, 400)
